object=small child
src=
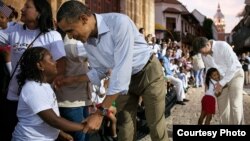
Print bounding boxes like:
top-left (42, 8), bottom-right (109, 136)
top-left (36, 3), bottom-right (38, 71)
top-left (91, 76), bottom-right (117, 140)
top-left (101, 78), bottom-right (117, 140)
top-left (198, 67), bottom-right (221, 125)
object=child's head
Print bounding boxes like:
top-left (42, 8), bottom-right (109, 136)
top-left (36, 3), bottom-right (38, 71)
top-left (17, 47), bottom-right (57, 93)
top-left (179, 66), bottom-right (186, 73)
top-left (205, 68), bottom-right (220, 87)
top-left (0, 11), bottom-right (9, 29)
top-left (0, 5), bottom-right (18, 29)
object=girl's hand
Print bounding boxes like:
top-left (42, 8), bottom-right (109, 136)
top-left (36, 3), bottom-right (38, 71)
top-left (215, 92), bottom-right (221, 97)
top-left (58, 131), bottom-right (74, 141)
top-left (215, 82), bottom-right (222, 93)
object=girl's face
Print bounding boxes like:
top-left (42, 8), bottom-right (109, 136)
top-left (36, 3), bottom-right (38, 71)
top-left (37, 51), bottom-right (57, 82)
top-left (20, 0), bottom-right (39, 24)
top-left (0, 12), bottom-right (8, 29)
top-left (211, 71), bottom-right (220, 81)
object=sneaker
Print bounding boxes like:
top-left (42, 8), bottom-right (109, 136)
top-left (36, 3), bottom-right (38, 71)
top-left (183, 99), bottom-right (190, 102)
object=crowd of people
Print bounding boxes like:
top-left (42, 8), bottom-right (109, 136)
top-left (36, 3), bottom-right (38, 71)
top-left (0, 0), bottom-right (246, 141)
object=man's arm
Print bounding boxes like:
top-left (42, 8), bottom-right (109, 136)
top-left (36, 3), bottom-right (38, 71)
top-left (53, 57), bottom-right (67, 88)
top-left (101, 93), bottom-right (119, 108)
top-left (82, 93), bottom-right (119, 133)
top-left (55, 74), bottom-right (90, 87)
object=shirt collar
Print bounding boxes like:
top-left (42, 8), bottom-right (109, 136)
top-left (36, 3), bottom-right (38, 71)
top-left (95, 13), bottom-right (109, 36)
top-left (88, 14), bottom-right (109, 46)
top-left (211, 79), bottom-right (217, 84)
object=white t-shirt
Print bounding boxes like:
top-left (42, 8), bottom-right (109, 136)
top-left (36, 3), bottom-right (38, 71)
top-left (205, 79), bottom-right (217, 98)
top-left (6, 23), bottom-right (65, 101)
top-left (192, 53), bottom-right (205, 71)
top-left (12, 81), bottom-right (60, 141)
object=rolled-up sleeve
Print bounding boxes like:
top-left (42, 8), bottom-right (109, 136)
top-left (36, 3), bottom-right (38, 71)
top-left (49, 31), bottom-right (66, 61)
top-left (0, 31), bottom-right (8, 46)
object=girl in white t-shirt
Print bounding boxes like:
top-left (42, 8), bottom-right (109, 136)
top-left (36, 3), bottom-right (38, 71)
top-left (12, 47), bottom-right (84, 141)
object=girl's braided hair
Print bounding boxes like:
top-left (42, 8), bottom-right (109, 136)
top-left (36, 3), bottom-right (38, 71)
top-left (16, 47), bottom-right (48, 95)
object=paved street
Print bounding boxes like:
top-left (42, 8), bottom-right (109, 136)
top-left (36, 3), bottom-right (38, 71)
top-left (138, 86), bottom-right (250, 141)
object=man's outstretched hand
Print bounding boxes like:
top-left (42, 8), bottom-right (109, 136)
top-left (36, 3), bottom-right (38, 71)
top-left (82, 112), bottom-right (104, 133)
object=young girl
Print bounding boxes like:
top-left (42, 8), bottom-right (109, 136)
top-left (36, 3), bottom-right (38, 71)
top-left (198, 67), bottom-right (221, 125)
top-left (12, 47), bottom-right (85, 141)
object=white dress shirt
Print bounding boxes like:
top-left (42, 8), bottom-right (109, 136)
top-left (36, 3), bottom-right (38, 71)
top-left (202, 40), bottom-right (242, 86)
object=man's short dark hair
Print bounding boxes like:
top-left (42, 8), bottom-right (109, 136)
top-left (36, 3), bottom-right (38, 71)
top-left (57, 0), bottom-right (92, 23)
top-left (192, 37), bottom-right (209, 54)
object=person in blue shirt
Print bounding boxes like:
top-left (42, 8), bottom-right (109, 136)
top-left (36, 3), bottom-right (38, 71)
top-left (162, 48), bottom-right (188, 105)
top-left (56, 1), bottom-right (168, 141)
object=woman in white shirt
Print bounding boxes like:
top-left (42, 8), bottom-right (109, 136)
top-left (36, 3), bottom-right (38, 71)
top-left (2, 0), bottom-right (66, 140)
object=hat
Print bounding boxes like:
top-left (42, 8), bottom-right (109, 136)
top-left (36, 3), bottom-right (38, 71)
top-left (0, 1), bottom-right (13, 18)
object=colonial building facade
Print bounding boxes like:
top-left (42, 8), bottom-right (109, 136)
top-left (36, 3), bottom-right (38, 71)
top-left (155, 0), bottom-right (204, 49)
top-left (2, 0), bottom-right (154, 35)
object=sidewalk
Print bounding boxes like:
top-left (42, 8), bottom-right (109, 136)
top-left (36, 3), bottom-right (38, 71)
top-left (138, 86), bottom-right (250, 141)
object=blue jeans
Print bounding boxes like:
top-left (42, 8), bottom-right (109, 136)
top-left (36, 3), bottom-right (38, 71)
top-left (194, 68), bottom-right (204, 87)
top-left (59, 106), bottom-right (89, 141)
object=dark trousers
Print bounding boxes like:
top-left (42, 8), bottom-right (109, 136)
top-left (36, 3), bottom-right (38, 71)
top-left (1, 99), bottom-right (18, 141)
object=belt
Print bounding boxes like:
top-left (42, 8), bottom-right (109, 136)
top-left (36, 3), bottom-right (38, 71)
top-left (133, 54), bottom-right (154, 77)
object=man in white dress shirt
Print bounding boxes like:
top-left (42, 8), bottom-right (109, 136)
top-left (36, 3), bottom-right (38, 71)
top-left (192, 36), bottom-right (244, 125)
top-left (56, 1), bottom-right (168, 141)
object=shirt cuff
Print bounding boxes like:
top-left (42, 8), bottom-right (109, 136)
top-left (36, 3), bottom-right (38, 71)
top-left (106, 90), bottom-right (128, 96)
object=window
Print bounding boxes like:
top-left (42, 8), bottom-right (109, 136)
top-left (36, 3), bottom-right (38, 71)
top-left (166, 17), bottom-right (176, 31)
